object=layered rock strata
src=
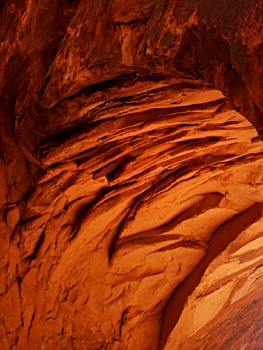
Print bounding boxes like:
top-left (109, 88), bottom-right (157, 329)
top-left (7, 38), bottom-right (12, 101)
top-left (0, 1), bottom-right (263, 349)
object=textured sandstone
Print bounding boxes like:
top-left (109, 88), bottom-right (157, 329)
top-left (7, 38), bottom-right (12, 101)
top-left (0, 1), bottom-right (263, 350)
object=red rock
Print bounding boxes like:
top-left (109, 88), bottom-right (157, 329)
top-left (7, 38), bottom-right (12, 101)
top-left (0, 1), bottom-right (263, 349)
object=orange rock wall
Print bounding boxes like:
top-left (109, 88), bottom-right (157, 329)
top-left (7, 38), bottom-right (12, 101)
top-left (0, 1), bottom-right (263, 349)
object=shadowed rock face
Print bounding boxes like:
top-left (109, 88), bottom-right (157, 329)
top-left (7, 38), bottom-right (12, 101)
top-left (0, 1), bottom-right (263, 349)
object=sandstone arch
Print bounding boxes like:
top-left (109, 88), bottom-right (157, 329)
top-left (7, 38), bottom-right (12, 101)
top-left (1, 1), bottom-right (263, 349)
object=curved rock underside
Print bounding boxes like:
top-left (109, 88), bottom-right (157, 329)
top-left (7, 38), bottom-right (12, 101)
top-left (1, 1), bottom-right (263, 349)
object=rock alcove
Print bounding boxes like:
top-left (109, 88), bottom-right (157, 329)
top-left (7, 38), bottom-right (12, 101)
top-left (1, 1), bottom-right (263, 349)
